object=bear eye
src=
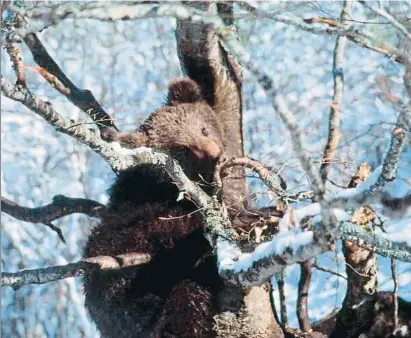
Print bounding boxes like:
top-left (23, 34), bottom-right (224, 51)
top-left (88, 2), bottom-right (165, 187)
top-left (202, 128), bottom-right (209, 136)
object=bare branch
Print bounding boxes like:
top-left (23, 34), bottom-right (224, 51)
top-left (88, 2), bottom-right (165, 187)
top-left (1, 195), bottom-right (105, 243)
top-left (370, 105), bottom-right (410, 192)
top-left (1, 252), bottom-right (151, 290)
top-left (215, 157), bottom-right (286, 198)
top-left (391, 259), bottom-right (399, 332)
top-left (360, 1), bottom-right (411, 41)
top-left (277, 275), bottom-right (288, 327)
top-left (238, 1), bottom-right (410, 65)
top-left (23, 31), bottom-right (118, 131)
top-left (1, 195), bottom-right (105, 224)
top-left (312, 262), bottom-right (347, 280)
top-left (320, 1), bottom-right (352, 182)
top-left (1, 77), bottom-right (137, 172)
top-left (297, 260), bottom-right (312, 331)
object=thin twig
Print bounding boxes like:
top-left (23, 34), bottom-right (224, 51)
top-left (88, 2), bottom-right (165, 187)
top-left (360, 1), bottom-right (411, 41)
top-left (312, 262), bottom-right (347, 280)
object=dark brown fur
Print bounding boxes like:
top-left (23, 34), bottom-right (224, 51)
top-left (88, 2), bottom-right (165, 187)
top-left (83, 79), bottom-right (225, 337)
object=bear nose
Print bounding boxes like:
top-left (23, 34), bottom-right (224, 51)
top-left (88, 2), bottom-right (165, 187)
top-left (191, 140), bottom-right (222, 160)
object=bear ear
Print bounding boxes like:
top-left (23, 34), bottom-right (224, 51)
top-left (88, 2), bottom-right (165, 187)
top-left (167, 78), bottom-right (204, 106)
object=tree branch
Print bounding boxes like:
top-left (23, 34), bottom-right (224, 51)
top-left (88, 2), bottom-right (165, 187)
top-left (320, 0), bottom-right (352, 182)
top-left (1, 195), bottom-right (105, 224)
top-left (1, 252), bottom-right (151, 290)
top-left (215, 157), bottom-right (286, 199)
top-left (23, 30), bottom-right (118, 131)
top-left (297, 260), bottom-right (312, 331)
top-left (359, 1), bottom-right (411, 41)
top-left (238, 1), bottom-right (410, 65)
top-left (369, 104), bottom-right (410, 192)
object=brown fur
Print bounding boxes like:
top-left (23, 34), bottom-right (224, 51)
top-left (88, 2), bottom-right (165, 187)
top-left (83, 79), bottom-right (225, 337)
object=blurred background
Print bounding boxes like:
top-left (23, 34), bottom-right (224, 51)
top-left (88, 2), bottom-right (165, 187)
top-left (2, 1), bottom-right (410, 337)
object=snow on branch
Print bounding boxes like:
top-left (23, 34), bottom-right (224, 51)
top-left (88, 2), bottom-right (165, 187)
top-left (340, 222), bottom-right (411, 262)
top-left (2, 252), bottom-right (151, 290)
top-left (218, 203), bottom-right (411, 287)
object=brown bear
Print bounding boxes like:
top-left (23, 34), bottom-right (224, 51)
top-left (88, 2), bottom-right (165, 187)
top-left (83, 78), bottom-right (226, 338)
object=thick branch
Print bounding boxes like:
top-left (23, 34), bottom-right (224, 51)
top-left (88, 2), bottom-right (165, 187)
top-left (1, 252), bottom-right (151, 290)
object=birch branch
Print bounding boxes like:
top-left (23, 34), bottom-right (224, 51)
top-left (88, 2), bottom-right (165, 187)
top-left (320, 0), bottom-right (352, 182)
top-left (1, 252), bottom-right (151, 290)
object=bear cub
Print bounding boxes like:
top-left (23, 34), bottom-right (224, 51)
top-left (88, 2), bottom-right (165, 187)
top-left (83, 78), bottom-right (225, 338)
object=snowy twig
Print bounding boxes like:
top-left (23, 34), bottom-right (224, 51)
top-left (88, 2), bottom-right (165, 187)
top-left (320, 1), bottom-right (352, 182)
top-left (1, 195), bottom-right (105, 243)
top-left (359, 1), bottom-right (411, 41)
top-left (238, 1), bottom-right (362, 38)
top-left (1, 252), bottom-right (151, 290)
top-left (218, 203), bottom-right (411, 287)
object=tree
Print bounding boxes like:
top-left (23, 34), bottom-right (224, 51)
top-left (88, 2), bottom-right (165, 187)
top-left (1, 1), bottom-right (411, 337)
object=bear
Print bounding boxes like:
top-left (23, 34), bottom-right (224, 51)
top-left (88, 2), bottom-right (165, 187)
top-left (83, 78), bottom-right (227, 338)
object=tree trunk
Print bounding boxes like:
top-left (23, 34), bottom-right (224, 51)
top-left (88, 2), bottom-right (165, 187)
top-left (175, 2), bottom-right (282, 336)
